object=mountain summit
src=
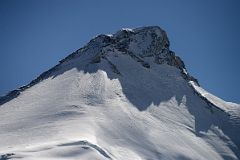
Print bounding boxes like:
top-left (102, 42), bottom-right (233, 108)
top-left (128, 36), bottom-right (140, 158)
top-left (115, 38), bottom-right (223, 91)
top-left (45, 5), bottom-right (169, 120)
top-left (0, 26), bottom-right (240, 160)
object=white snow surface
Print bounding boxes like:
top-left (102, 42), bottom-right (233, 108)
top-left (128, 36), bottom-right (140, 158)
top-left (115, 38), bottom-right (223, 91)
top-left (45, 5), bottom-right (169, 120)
top-left (190, 81), bottom-right (240, 116)
top-left (0, 27), bottom-right (240, 160)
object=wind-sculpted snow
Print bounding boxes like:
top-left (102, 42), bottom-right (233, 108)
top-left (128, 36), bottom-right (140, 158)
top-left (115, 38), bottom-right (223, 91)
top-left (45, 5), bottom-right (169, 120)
top-left (0, 141), bottom-right (111, 160)
top-left (0, 26), bottom-right (239, 160)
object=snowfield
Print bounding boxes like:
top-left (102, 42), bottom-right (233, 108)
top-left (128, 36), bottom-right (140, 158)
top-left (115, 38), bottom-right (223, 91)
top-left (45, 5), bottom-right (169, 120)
top-left (0, 26), bottom-right (239, 160)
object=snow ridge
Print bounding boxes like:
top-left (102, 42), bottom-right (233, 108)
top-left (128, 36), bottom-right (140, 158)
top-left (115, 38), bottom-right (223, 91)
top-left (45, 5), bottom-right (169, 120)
top-left (0, 26), bottom-right (197, 105)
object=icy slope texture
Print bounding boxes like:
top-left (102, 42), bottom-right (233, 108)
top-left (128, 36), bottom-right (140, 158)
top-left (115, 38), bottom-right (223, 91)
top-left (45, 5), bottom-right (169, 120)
top-left (0, 26), bottom-right (240, 160)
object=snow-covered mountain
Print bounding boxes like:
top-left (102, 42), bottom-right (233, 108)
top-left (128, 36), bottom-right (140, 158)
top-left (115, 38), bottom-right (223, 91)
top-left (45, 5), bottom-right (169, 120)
top-left (0, 26), bottom-right (240, 160)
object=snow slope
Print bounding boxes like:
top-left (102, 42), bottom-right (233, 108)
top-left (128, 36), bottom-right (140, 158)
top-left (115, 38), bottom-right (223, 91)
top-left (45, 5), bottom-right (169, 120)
top-left (0, 26), bottom-right (240, 160)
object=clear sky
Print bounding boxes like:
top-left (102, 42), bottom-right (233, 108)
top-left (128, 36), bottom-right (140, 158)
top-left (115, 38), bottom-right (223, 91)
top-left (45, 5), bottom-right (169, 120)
top-left (0, 0), bottom-right (239, 103)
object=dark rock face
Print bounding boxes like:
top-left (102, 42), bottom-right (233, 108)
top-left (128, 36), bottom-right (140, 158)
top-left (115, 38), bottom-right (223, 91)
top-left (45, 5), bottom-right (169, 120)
top-left (113, 26), bottom-right (170, 60)
top-left (0, 153), bottom-right (15, 160)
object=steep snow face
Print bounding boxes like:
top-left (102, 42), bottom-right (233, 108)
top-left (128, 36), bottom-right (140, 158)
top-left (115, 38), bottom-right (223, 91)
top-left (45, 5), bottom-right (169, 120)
top-left (0, 26), bottom-right (240, 160)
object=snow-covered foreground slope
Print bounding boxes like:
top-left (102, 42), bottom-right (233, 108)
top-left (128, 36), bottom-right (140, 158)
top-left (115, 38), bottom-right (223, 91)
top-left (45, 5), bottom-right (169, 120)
top-left (0, 26), bottom-right (240, 160)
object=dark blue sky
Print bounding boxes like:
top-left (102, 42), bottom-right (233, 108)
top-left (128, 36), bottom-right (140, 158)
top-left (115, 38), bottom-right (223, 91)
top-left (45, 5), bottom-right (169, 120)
top-left (0, 0), bottom-right (240, 103)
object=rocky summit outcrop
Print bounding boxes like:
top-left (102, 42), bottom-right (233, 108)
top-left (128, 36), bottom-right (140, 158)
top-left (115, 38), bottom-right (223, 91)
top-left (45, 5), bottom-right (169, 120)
top-left (63, 26), bottom-right (198, 82)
